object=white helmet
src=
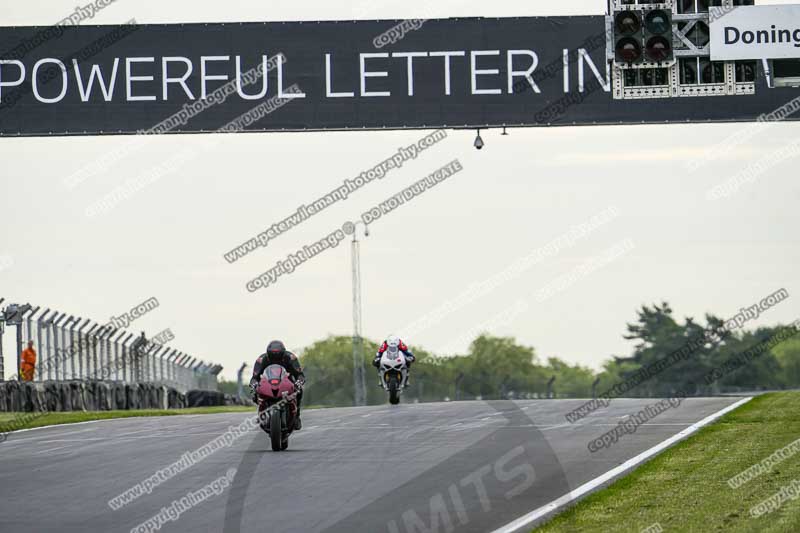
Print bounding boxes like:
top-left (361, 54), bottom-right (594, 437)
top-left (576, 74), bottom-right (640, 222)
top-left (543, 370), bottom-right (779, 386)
top-left (386, 335), bottom-right (401, 354)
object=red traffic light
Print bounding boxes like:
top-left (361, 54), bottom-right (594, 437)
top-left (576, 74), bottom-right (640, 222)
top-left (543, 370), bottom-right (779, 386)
top-left (616, 37), bottom-right (643, 64)
top-left (645, 36), bottom-right (672, 62)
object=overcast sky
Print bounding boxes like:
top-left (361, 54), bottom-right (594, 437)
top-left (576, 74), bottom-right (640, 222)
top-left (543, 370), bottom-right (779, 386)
top-left (1, 0), bottom-right (798, 381)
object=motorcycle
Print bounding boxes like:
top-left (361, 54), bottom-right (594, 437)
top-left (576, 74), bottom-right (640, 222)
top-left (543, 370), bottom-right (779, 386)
top-left (378, 345), bottom-right (409, 405)
top-left (256, 364), bottom-right (300, 451)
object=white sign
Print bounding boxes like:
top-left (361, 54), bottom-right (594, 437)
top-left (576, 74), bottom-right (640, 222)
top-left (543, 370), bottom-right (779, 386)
top-left (711, 5), bottom-right (800, 61)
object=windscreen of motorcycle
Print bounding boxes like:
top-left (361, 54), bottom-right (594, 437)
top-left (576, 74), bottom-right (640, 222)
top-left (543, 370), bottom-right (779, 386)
top-left (265, 365), bottom-right (286, 381)
top-left (381, 353), bottom-right (404, 369)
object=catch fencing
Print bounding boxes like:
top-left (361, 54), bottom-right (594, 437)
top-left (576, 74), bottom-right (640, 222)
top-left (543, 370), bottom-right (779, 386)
top-left (0, 299), bottom-right (221, 393)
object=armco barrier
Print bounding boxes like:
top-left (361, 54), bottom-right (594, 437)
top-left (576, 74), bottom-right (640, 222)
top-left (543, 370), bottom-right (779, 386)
top-left (185, 390), bottom-right (226, 408)
top-left (0, 381), bottom-right (190, 412)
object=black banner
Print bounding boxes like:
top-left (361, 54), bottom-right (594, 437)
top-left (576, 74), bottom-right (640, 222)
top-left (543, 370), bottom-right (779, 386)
top-left (0, 16), bottom-right (799, 137)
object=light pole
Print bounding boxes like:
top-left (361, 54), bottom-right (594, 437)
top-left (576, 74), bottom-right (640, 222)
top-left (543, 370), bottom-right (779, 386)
top-left (350, 221), bottom-right (369, 407)
top-left (0, 298), bottom-right (5, 381)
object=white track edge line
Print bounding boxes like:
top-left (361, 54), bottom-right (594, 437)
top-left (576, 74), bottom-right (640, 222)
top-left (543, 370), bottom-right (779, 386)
top-left (491, 397), bottom-right (753, 533)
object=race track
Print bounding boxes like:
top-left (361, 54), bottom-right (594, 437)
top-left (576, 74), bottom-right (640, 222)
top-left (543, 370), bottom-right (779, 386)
top-left (0, 398), bottom-right (743, 533)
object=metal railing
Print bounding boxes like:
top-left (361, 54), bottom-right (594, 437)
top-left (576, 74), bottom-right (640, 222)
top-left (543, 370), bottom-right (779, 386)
top-left (0, 300), bottom-right (222, 392)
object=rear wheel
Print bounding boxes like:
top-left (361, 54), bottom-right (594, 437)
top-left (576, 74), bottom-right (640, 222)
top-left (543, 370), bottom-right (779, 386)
top-left (389, 375), bottom-right (400, 405)
top-left (270, 409), bottom-right (282, 451)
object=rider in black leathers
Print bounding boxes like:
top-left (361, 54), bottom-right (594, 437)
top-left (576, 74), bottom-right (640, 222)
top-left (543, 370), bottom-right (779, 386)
top-left (250, 340), bottom-right (306, 430)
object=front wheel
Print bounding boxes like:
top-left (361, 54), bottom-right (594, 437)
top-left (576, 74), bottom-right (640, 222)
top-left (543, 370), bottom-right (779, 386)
top-left (270, 408), bottom-right (282, 451)
top-left (389, 376), bottom-right (400, 405)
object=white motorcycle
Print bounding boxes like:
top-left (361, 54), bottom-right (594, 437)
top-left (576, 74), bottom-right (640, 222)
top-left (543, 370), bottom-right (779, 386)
top-left (378, 345), bottom-right (409, 405)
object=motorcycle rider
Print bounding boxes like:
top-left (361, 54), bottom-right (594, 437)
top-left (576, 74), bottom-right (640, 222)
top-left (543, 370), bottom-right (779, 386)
top-left (372, 335), bottom-right (415, 372)
top-left (250, 340), bottom-right (305, 430)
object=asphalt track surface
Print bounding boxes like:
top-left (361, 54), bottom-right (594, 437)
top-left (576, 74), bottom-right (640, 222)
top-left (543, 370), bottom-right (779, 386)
top-left (0, 398), bottom-right (743, 533)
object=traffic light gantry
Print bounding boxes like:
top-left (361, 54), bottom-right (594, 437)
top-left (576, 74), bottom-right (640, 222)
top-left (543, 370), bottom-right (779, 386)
top-left (607, 0), bottom-right (756, 100)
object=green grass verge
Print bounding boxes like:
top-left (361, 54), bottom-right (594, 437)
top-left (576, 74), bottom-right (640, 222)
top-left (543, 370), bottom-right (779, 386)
top-left (0, 405), bottom-right (254, 434)
top-left (534, 392), bottom-right (800, 533)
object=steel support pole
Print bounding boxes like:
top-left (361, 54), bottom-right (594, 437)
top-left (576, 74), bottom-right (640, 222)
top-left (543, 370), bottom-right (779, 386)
top-left (159, 347), bottom-right (167, 384)
top-left (195, 363), bottom-right (204, 390)
top-left (189, 359), bottom-right (197, 390)
top-left (183, 355), bottom-right (192, 391)
top-left (78, 321), bottom-right (95, 380)
top-left (25, 306), bottom-right (38, 379)
top-left (166, 350), bottom-right (175, 385)
top-left (140, 340), bottom-right (147, 383)
top-left (16, 318), bottom-right (23, 381)
top-left (58, 316), bottom-right (65, 379)
top-left (96, 326), bottom-right (104, 379)
top-left (120, 341), bottom-right (126, 384)
top-left (141, 344), bottom-right (152, 383)
top-left (132, 336), bottom-right (141, 383)
top-left (68, 318), bottom-right (77, 380)
top-left (91, 326), bottom-right (100, 380)
top-left (131, 338), bottom-right (138, 383)
top-left (112, 331), bottom-right (126, 381)
top-left (36, 310), bottom-right (49, 382)
top-left (111, 332), bottom-right (120, 381)
top-left (96, 326), bottom-right (107, 380)
top-left (145, 342), bottom-right (154, 383)
top-left (104, 328), bottom-right (115, 380)
top-left (0, 298), bottom-right (5, 382)
top-left (197, 361), bottom-right (205, 390)
top-left (151, 345), bottom-right (160, 383)
top-left (187, 357), bottom-right (197, 390)
top-left (153, 346), bottom-right (165, 384)
top-left (182, 355), bottom-right (190, 389)
top-left (76, 321), bottom-right (84, 380)
top-left (149, 344), bottom-right (157, 383)
top-left (122, 337), bottom-right (129, 383)
top-left (211, 365), bottom-right (223, 391)
top-left (170, 350), bottom-right (178, 386)
top-left (179, 353), bottom-right (187, 387)
top-left (165, 350), bottom-right (174, 386)
top-left (237, 363), bottom-right (248, 401)
top-left (52, 314), bottom-right (64, 381)
top-left (173, 354), bottom-right (182, 390)
top-left (351, 230), bottom-right (368, 407)
top-left (121, 333), bottom-right (134, 383)
top-left (44, 315), bottom-right (55, 381)
top-left (174, 354), bottom-right (185, 391)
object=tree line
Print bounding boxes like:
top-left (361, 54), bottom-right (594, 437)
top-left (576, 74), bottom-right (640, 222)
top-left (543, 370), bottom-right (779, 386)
top-left (220, 302), bottom-right (800, 406)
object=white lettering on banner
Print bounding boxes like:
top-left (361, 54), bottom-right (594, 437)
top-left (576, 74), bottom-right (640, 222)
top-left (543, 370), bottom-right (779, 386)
top-left (126, 57), bottom-right (156, 102)
top-left (711, 5), bottom-right (800, 60)
top-left (33, 58), bottom-right (68, 103)
top-left (0, 49), bottom-right (603, 106)
top-left (201, 56), bottom-right (230, 99)
top-left (393, 51), bottom-right (428, 96)
top-left (471, 50), bottom-right (502, 95)
top-left (428, 51), bottom-right (466, 96)
top-left (360, 53), bottom-right (391, 97)
top-left (0, 60), bottom-right (26, 100)
top-left (163, 57), bottom-right (195, 100)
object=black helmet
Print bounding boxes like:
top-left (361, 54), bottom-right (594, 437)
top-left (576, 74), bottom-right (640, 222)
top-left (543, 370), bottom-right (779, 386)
top-left (266, 340), bottom-right (286, 363)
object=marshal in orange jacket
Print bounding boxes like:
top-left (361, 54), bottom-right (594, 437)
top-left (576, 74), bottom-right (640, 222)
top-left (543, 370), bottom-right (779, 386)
top-left (20, 343), bottom-right (37, 382)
